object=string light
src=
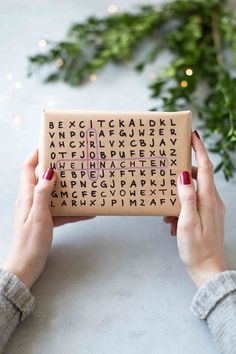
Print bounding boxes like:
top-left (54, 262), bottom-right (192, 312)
top-left (38, 39), bottom-right (48, 48)
top-left (148, 72), bottom-right (156, 80)
top-left (55, 58), bottom-right (64, 68)
top-left (89, 73), bottom-right (97, 82)
top-left (185, 68), bottom-right (193, 76)
top-left (107, 3), bottom-right (118, 13)
top-left (180, 80), bottom-right (188, 88)
top-left (14, 81), bottom-right (22, 89)
top-left (47, 99), bottom-right (55, 107)
top-left (14, 115), bottom-right (22, 125)
top-left (6, 73), bottom-right (13, 81)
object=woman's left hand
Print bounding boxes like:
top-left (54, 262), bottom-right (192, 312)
top-left (2, 148), bottom-right (95, 289)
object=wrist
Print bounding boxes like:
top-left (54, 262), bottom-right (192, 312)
top-left (2, 261), bottom-right (35, 289)
top-left (187, 266), bottom-right (227, 288)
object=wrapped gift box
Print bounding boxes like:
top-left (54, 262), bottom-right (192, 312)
top-left (39, 110), bottom-right (192, 216)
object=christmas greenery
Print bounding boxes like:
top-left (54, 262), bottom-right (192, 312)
top-left (28, 0), bottom-right (236, 180)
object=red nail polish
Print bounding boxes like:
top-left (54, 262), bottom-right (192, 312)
top-left (193, 130), bottom-right (201, 139)
top-left (180, 171), bottom-right (191, 185)
top-left (43, 168), bottom-right (54, 180)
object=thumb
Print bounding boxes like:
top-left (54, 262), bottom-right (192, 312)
top-left (177, 170), bottom-right (197, 217)
top-left (33, 168), bottom-right (56, 209)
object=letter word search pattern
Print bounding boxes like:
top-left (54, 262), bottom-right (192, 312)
top-left (39, 110), bottom-right (192, 216)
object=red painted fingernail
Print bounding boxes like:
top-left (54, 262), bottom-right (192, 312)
top-left (193, 130), bottom-right (201, 139)
top-left (43, 168), bottom-right (54, 180)
top-left (180, 171), bottom-right (191, 185)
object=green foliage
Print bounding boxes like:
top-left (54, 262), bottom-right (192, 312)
top-left (28, 0), bottom-right (236, 180)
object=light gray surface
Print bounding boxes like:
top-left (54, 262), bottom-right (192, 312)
top-left (0, 1), bottom-right (236, 353)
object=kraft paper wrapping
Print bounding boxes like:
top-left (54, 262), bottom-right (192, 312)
top-left (39, 110), bottom-right (192, 217)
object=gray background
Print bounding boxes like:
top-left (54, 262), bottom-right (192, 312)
top-left (0, 1), bottom-right (235, 353)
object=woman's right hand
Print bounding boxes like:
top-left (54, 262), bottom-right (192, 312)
top-left (164, 130), bottom-right (227, 288)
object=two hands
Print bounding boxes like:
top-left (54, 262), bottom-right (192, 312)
top-left (2, 130), bottom-right (227, 289)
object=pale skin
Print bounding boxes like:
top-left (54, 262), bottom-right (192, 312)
top-left (164, 131), bottom-right (227, 287)
top-left (2, 131), bottom-right (227, 289)
top-left (2, 148), bottom-right (95, 288)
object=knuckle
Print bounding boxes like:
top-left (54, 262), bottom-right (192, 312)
top-left (218, 199), bottom-right (226, 214)
top-left (34, 182), bottom-right (48, 196)
top-left (203, 160), bottom-right (214, 173)
top-left (181, 192), bottom-right (196, 203)
top-left (202, 195), bottom-right (225, 217)
top-left (199, 198), bottom-right (216, 213)
top-left (33, 183), bottom-right (51, 208)
top-left (179, 217), bottom-right (198, 233)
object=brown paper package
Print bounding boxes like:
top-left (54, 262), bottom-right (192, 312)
top-left (39, 110), bottom-right (192, 217)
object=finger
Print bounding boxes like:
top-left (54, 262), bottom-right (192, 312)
top-left (191, 131), bottom-right (216, 198)
top-left (19, 147), bottom-right (38, 190)
top-left (177, 170), bottom-right (198, 218)
top-left (53, 215), bottom-right (96, 227)
top-left (29, 168), bottom-right (56, 222)
top-left (16, 147), bottom-right (39, 221)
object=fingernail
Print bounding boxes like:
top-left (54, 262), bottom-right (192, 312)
top-left (180, 171), bottom-right (191, 185)
top-left (43, 168), bottom-right (54, 180)
top-left (193, 130), bottom-right (201, 139)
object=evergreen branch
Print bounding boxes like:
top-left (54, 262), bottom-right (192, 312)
top-left (28, 0), bottom-right (236, 179)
